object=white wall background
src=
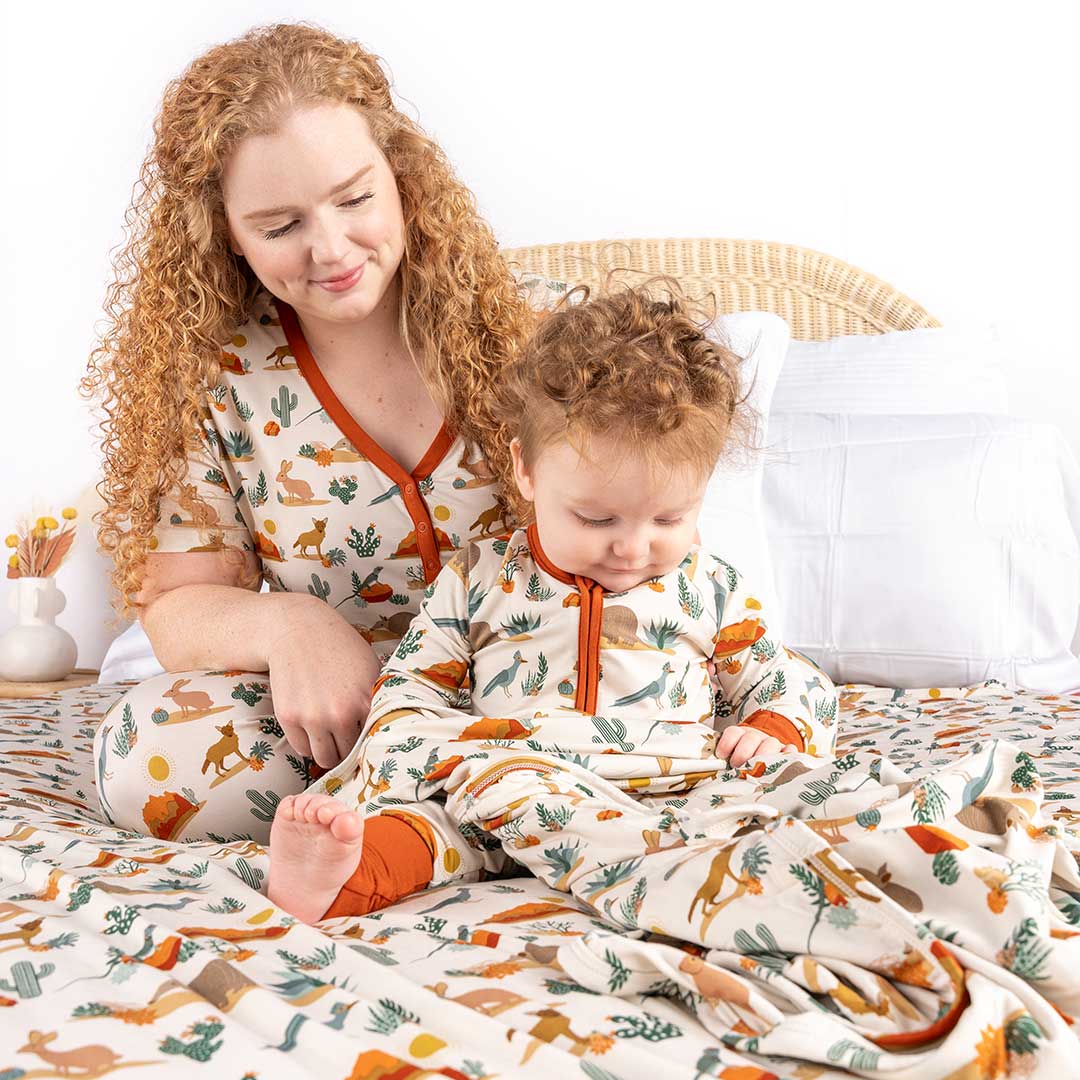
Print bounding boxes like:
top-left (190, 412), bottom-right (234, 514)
top-left (3, 0), bottom-right (1078, 666)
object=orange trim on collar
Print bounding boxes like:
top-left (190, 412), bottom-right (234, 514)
top-left (412, 426), bottom-right (455, 481)
top-left (277, 301), bottom-right (450, 582)
top-left (525, 523), bottom-right (579, 587)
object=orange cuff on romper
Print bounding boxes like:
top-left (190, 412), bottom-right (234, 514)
top-left (321, 815), bottom-right (435, 919)
top-left (740, 709), bottom-right (805, 751)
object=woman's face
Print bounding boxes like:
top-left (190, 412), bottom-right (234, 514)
top-left (222, 103), bottom-right (406, 329)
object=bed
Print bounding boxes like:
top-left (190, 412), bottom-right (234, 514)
top-left (1, 239), bottom-right (1078, 1078)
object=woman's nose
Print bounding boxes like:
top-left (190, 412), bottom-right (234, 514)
top-left (309, 213), bottom-right (351, 265)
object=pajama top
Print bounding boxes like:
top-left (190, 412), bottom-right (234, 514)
top-left (317, 523), bottom-right (840, 915)
top-left (148, 288), bottom-right (528, 658)
top-left (364, 522), bottom-right (838, 768)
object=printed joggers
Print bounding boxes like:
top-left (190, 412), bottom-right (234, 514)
top-left (94, 670), bottom-right (319, 844)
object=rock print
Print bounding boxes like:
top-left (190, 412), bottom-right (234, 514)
top-left (0, 678), bottom-right (1078, 1075)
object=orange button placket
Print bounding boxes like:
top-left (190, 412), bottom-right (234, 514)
top-left (525, 524), bottom-right (605, 715)
top-left (279, 302), bottom-right (453, 585)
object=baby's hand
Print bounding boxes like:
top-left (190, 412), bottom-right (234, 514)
top-left (717, 725), bottom-right (797, 767)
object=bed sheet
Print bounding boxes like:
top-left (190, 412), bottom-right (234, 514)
top-left (0, 679), bottom-right (1076, 1077)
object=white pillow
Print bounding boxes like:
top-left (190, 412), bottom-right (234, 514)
top-left (98, 620), bottom-right (164, 684)
top-left (698, 312), bottom-right (790, 634)
top-left (772, 327), bottom-right (1009, 415)
top-left (763, 413), bottom-right (1080, 692)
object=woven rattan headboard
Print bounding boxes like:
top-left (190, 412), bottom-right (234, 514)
top-left (500, 238), bottom-right (939, 340)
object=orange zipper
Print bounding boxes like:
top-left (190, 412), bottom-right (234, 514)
top-left (524, 524), bottom-right (605, 717)
top-left (574, 578), bottom-right (604, 715)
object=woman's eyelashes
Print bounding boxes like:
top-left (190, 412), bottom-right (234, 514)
top-left (261, 192), bottom-right (375, 240)
top-left (263, 221), bottom-right (295, 241)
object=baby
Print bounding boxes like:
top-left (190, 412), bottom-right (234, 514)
top-left (267, 285), bottom-right (838, 924)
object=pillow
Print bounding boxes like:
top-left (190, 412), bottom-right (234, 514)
top-left (98, 620), bottom-right (164, 684)
top-left (762, 412), bottom-right (1080, 691)
top-left (698, 312), bottom-right (791, 634)
top-left (772, 327), bottom-right (1009, 415)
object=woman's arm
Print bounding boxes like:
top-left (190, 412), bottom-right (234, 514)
top-left (138, 549), bottom-right (382, 768)
top-left (138, 548), bottom-right (309, 671)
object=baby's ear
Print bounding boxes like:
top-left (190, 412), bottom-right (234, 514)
top-left (509, 439), bottom-right (535, 503)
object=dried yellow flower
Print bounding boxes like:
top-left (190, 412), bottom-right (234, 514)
top-left (4, 535), bottom-right (16, 548)
top-left (32, 527), bottom-right (48, 540)
top-left (62, 507), bottom-right (78, 520)
top-left (41, 516), bottom-right (59, 530)
top-left (7, 554), bottom-right (17, 568)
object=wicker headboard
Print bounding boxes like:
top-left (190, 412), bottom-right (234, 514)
top-left (500, 238), bottom-right (939, 340)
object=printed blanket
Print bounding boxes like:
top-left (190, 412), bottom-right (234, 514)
top-left (0, 680), bottom-right (1077, 1077)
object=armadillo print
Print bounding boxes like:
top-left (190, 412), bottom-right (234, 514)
top-left (91, 278), bottom-right (566, 842)
top-left (1, 680), bottom-right (1078, 1075)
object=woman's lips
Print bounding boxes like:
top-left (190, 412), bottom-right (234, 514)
top-left (314, 262), bottom-right (366, 292)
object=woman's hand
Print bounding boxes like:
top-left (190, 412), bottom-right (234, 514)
top-left (265, 597), bottom-right (383, 769)
top-left (716, 724), bottom-right (797, 768)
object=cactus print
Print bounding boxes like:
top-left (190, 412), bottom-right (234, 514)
top-left (2, 679), bottom-right (1080, 1076)
top-left (316, 526), bottom-right (838, 899)
top-left (151, 289), bottom-right (511, 653)
top-left (94, 279), bottom-right (570, 844)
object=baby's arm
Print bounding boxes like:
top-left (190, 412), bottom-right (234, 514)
top-left (363, 547), bottom-right (481, 740)
top-left (706, 557), bottom-right (838, 760)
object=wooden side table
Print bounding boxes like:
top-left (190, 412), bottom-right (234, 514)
top-left (0, 669), bottom-right (100, 699)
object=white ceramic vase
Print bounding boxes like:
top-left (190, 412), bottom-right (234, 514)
top-left (0, 576), bottom-right (78, 682)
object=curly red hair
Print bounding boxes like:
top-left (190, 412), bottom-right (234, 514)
top-left (493, 282), bottom-right (756, 521)
top-left (80, 22), bottom-right (534, 617)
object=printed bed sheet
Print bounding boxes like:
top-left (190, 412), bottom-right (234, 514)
top-left (0, 680), bottom-right (1077, 1078)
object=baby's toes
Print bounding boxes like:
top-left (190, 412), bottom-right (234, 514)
top-left (314, 798), bottom-right (343, 825)
top-left (298, 794), bottom-right (331, 824)
top-left (275, 794), bottom-right (298, 822)
top-left (328, 808), bottom-right (365, 843)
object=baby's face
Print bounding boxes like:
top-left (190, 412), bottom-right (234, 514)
top-left (512, 436), bottom-right (707, 593)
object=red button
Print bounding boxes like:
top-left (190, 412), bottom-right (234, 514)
top-left (404, 483), bottom-right (415, 495)
top-left (418, 521), bottom-right (429, 533)
top-left (425, 559), bottom-right (439, 573)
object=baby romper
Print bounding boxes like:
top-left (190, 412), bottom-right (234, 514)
top-left (316, 523), bottom-right (839, 916)
top-left (94, 286), bottom-right (541, 844)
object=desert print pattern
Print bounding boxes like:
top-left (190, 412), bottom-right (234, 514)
top-left (149, 288), bottom-right (513, 657)
top-left (3, 682), bottom-right (1080, 1077)
top-left (93, 670), bottom-right (312, 844)
top-left (316, 526), bottom-right (838, 893)
top-left (92, 279), bottom-right (570, 843)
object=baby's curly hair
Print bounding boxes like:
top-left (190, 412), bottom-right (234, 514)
top-left (494, 282), bottom-right (756, 521)
top-left (80, 22), bottom-right (534, 618)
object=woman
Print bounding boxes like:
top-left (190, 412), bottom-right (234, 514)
top-left (82, 22), bottom-right (545, 843)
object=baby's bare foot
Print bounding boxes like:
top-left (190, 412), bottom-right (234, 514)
top-left (268, 793), bottom-right (365, 924)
